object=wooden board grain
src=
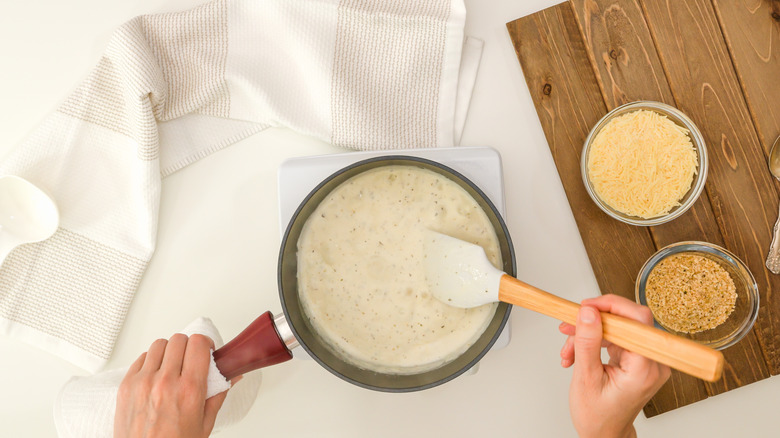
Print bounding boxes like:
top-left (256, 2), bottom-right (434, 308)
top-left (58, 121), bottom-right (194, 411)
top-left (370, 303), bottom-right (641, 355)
top-left (567, 0), bottom-right (714, 414)
top-left (508, 0), bottom-right (780, 416)
top-left (640, 0), bottom-right (780, 374)
top-left (713, 0), bottom-right (780, 151)
top-left (570, 0), bottom-right (673, 107)
top-left (506, 4), bottom-right (657, 302)
top-left (569, 0), bottom-right (771, 410)
top-left (709, 0), bottom-right (780, 384)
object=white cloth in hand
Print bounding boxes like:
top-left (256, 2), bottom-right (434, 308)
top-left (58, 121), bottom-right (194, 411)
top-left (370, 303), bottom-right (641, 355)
top-left (53, 317), bottom-right (262, 437)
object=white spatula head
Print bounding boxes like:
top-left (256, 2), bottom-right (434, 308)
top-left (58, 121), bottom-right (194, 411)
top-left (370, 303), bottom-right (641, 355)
top-left (423, 231), bottom-right (504, 308)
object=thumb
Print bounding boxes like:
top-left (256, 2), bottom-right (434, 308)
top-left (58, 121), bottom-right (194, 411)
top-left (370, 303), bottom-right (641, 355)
top-left (203, 389), bottom-right (229, 433)
top-left (573, 306), bottom-right (605, 384)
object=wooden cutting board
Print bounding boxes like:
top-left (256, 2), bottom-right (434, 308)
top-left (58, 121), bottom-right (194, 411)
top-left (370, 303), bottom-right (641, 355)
top-left (507, 0), bottom-right (780, 417)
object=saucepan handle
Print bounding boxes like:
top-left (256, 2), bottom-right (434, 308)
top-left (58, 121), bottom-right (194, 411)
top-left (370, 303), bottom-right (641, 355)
top-left (213, 311), bottom-right (296, 380)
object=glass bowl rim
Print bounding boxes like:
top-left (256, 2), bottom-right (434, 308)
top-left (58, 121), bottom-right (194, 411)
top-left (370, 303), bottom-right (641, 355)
top-left (581, 100), bottom-right (709, 226)
top-left (635, 241), bottom-right (760, 350)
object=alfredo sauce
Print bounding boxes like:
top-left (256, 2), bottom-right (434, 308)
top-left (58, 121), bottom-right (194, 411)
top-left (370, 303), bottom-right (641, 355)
top-left (297, 165), bottom-right (502, 374)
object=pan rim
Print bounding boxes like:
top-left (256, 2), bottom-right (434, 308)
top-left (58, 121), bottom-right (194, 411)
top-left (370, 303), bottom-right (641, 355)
top-left (277, 155), bottom-right (515, 392)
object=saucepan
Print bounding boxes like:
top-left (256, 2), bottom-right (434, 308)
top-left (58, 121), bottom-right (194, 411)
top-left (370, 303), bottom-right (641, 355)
top-left (213, 156), bottom-right (515, 392)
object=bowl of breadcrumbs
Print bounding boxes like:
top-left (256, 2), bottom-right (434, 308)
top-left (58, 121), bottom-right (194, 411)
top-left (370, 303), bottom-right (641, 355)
top-left (636, 241), bottom-right (759, 350)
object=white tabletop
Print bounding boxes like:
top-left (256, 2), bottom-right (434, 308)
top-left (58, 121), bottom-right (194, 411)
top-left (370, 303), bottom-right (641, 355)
top-left (1, 0), bottom-right (778, 436)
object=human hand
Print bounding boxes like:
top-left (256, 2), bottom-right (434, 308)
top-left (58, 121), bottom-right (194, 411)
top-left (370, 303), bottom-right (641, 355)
top-left (114, 334), bottom-right (235, 438)
top-left (558, 294), bottom-right (670, 438)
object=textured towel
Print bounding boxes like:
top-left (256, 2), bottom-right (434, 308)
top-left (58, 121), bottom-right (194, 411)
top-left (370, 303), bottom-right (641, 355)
top-left (53, 317), bottom-right (263, 438)
top-left (0, 0), bottom-right (480, 372)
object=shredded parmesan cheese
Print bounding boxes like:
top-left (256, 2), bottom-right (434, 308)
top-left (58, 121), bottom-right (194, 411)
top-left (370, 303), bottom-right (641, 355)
top-left (587, 110), bottom-right (698, 219)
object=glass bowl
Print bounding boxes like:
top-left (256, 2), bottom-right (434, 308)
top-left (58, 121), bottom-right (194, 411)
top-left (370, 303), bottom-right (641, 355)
top-left (581, 101), bottom-right (708, 226)
top-left (635, 241), bottom-right (759, 350)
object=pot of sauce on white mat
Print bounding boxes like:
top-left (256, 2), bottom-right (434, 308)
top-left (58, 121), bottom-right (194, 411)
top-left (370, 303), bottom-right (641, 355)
top-left (213, 156), bottom-right (515, 392)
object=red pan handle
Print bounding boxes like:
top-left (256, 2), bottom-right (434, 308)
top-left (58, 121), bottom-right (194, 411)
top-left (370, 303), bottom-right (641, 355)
top-left (213, 311), bottom-right (293, 380)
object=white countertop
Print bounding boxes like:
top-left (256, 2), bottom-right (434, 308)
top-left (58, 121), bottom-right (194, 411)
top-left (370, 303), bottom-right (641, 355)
top-left (1, 0), bottom-right (778, 436)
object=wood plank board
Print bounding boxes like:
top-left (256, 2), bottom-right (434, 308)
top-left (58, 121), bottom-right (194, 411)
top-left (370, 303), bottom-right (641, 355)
top-left (713, 0), bottom-right (780, 151)
top-left (568, 0), bottom-right (718, 414)
top-left (508, 0), bottom-right (779, 416)
top-left (506, 4), bottom-right (658, 304)
top-left (570, 0), bottom-right (772, 411)
top-left (639, 0), bottom-right (780, 378)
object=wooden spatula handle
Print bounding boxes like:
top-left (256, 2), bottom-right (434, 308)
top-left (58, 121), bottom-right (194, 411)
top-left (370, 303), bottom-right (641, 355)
top-left (498, 275), bottom-right (724, 382)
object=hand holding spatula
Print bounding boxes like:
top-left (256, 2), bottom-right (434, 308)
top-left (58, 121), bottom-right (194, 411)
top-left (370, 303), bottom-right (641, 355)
top-left (424, 231), bottom-right (724, 382)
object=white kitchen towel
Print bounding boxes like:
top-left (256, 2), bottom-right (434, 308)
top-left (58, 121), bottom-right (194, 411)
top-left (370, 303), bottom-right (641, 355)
top-left (54, 317), bottom-right (263, 438)
top-left (0, 0), bottom-right (482, 372)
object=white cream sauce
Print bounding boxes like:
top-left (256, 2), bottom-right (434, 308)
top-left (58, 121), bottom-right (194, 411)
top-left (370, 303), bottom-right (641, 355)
top-left (297, 165), bottom-right (502, 374)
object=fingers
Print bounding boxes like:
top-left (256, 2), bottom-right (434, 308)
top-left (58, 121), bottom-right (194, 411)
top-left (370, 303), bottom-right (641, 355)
top-left (201, 373), bottom-right (244, 434)
top-left (141, 339), bottom-right (168, 372)
top-left (118, 352), bottom-right (147, 406)
top-left (606, 343), bottom-right (623, 367)
top-left (560, 335), bottom-right (575, 367)
top-left (559, 322), bottom-right (610, 368)
top-left (160, 333), bottom-right (188, 375)
top-left (182, 334), bottom-right (215, 387)
top-left (127, 352), bottom-right (147, 375)
top-left (117, 332), bottom-right (228, 438)
top-left (559, 322), bottom-right (575, 336)
top-left (580, 295), bottom-right (660, 377)
top-left (137, 334), bottom-right (215, 385)
top-left (202, 389), bottom-right (229, 433)
top-left (572, 306), bottom-right (605, 384)
top-left (581, 294), bottom-right (654, 326)
top-left (203, 374), bottom-right (237, 434)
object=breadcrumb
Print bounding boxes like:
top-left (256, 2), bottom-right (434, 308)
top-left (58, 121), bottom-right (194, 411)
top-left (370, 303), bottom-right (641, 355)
top-left (645, 253), bottom-right (736, 333)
